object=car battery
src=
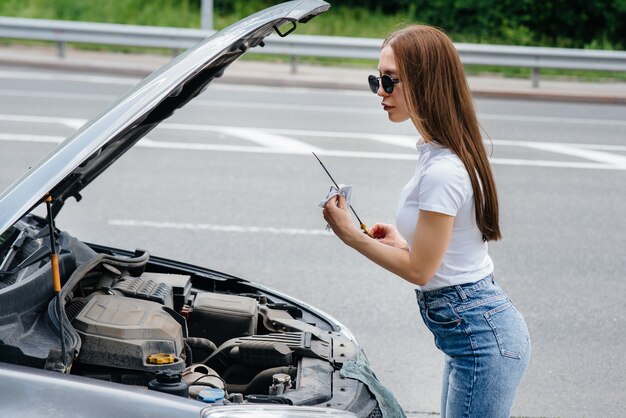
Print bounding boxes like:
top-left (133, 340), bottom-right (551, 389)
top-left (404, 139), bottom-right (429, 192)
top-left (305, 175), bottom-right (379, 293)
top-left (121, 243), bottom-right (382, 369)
top-left (189, 293), bottom-right (258, 346)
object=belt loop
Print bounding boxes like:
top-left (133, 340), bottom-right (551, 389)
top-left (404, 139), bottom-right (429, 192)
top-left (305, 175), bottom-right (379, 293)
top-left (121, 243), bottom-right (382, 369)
top-left (415, 289), bottom-right (424, 305)
top-left (455, 285), bottom-right (468, 301)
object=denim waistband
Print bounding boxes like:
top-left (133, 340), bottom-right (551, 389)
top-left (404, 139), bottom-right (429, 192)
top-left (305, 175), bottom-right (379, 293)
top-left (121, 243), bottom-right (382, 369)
top-left (415, 274), bottom-right (496, 307)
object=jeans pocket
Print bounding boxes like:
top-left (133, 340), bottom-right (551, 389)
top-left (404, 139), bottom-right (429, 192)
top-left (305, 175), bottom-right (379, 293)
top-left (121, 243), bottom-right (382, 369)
top-left (484, 300), bottom-right (530, 359)
top-left (424, 303), bottom-right (462, 327)
top-left (421, 303), bottom-right (465, 356)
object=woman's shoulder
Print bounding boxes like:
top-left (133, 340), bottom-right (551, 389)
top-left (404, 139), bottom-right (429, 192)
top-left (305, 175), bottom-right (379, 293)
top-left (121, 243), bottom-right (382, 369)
top-left (420, 150), bottom-right (471, 197)
top-left (423, 150), bottom-right (467, 179)
top-left (417, 150), bottom-right (472, 213)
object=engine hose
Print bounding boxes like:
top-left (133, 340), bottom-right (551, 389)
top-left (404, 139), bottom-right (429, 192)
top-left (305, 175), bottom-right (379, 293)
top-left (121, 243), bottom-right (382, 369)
top-left (226, 366), bottom-right (296, 395)
top-left (186, 337), bottom-right (218, 363)
top-left (183, 341), bottom-right (193, 367)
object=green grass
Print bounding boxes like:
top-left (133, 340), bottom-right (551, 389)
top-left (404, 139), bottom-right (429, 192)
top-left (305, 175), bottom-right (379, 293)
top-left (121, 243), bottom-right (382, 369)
top-left (0, 0), bottom-right (199, 27)
top-left (0, 0), bottom-right (414, 38)
top-left (1, 0), bottom-right (624, 82)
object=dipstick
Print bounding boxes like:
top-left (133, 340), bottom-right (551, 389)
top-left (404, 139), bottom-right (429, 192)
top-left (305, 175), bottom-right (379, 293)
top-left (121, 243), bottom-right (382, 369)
top-left (312, 152), bottom-right (372, 238)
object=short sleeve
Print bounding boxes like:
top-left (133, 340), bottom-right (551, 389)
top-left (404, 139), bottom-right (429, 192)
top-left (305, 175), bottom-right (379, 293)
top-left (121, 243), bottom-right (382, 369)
top-left (418, 157), bottom-right (469, 216)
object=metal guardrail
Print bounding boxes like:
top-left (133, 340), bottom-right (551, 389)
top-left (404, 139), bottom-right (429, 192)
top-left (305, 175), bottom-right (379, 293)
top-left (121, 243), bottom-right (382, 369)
top-left (1, 16), bottom-right (626, 87)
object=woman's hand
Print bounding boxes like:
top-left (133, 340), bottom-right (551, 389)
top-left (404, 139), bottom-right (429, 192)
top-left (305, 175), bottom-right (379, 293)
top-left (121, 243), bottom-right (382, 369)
top-left (323, 194), bottom-right (361, 245)
top-left (369, 223), bottom-right (409, 250)
top-left (323, 203), bottom-right (453, 285)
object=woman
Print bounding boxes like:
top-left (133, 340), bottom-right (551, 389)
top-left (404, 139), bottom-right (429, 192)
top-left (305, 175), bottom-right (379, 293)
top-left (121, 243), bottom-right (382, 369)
top-left (322, 25), bottom-right (530, 418)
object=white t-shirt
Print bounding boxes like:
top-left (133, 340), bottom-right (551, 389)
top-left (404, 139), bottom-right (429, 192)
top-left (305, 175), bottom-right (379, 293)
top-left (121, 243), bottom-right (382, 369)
top-left (395, 139), bottom-right (494, 291)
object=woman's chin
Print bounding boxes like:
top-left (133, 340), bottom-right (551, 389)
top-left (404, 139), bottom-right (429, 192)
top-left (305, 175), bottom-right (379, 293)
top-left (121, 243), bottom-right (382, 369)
top-left (387, 112), bottom-right (410, 123)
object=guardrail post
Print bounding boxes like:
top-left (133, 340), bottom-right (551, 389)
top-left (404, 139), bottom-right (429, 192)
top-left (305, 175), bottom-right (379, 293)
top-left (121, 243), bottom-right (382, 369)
top-left (201, 0), bottom-right (213, 30)
top-left (290, 55), bottom-right (298, 74)
top-left (531, 67), bottom-right (540, 88)
top-left (57, 41), bottom-right (66, 59)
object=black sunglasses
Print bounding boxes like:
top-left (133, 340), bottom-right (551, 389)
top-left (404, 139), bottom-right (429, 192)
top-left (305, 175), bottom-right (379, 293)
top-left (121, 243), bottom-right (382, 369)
top-left (368, 74), bottom-right (400, 94)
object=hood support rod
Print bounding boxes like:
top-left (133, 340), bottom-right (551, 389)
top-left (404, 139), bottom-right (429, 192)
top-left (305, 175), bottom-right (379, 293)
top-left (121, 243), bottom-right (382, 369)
top-left (46, 195), bottom-right (67, 371)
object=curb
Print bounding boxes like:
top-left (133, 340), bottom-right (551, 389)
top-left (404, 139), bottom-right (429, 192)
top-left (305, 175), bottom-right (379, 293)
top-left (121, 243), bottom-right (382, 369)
top-left (1, 53), bottom-right (625, 105)
top-left (0, 54), bottom-right (157, 78)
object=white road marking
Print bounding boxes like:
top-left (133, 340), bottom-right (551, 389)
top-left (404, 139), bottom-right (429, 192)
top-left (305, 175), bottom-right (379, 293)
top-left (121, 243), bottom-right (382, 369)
top-left (0, 87), bottom-right (379, 114)
top-left (488, 158), bottom-right (612, 170)
top-left (575, 144), bottom-right (626, 151)
top-left (0, 88), bottom-right (115, 101)
top-left (0, 69), bottom-right (369, 95)
top-left (0, 80), bottom-right (624, 126)
top-left (1, 115), bottom-right (624, 170)
top-left (192, 98), bottom-right (379, 114)
top-left (132, 140), bottom-right (417, 159)
top-left (217, 127), bottom-right (322, 152)
top-left (195, 97), bottom-right (626, 126)
top-left (488, 138), bottom-right (626, 151)
top-left (0, 113), bottom-right (86, 127)
top-left (479, 113), bottom-right (626, 127)
top-left (0, 133), bottom-right (65, 143)
top-left (0, 132), bottom-right (622, 170)
top-left (61, 120), bottom-right (87, 130)
top-left (521, 142), bottom-right (626, 167)
top-left (207, 82), bottom-right (373, 96)
top-left (108, 219), bottom-right (332, 236)
top-left (159, 123), bottom-right (626, 153)
top-left (0, 70), bottom-right (140, 85)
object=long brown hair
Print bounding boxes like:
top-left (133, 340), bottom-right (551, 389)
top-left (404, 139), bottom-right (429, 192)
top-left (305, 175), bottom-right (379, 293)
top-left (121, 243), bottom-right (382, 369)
top-left (384, 25), bottom-right (501, 241)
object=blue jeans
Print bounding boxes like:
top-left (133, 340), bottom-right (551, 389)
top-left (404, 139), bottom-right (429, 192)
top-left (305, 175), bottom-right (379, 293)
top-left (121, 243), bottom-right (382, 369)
top-left (416, 275), bottom-right (530, 418)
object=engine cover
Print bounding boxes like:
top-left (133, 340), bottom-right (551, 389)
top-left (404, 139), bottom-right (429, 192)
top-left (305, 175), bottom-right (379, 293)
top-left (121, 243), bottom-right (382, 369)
top-left (72, 294), bottom-right (184, 372)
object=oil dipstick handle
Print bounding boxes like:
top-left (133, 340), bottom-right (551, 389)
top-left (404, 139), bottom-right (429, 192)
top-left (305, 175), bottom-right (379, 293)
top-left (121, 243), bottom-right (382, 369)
top-left (312, 152), bottom-right (373, 238)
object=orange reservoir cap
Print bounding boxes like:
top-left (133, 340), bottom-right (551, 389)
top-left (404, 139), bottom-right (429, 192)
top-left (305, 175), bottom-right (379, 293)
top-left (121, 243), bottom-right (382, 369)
top-left (147, 353), bottom-right (176, 364)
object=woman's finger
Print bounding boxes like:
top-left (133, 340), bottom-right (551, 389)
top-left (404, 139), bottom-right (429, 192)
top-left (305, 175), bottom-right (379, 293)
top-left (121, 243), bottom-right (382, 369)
top-left (336, 194), bottom-right (348, 209)
top-left (370, 223), bottom-right (389, 238)
top-left (324, 197), bottom-right (338, 210)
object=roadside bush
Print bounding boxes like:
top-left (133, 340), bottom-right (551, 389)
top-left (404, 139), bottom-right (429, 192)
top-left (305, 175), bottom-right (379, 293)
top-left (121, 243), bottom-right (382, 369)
top-left (212, 0), bottom-right (626, 49)
top-left (408, 0), bottom-right (625, 49)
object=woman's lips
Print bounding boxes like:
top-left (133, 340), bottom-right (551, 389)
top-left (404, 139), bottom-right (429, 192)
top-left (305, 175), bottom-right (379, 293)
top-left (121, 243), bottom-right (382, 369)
top-left (382, 103), bottom-right (394, 111)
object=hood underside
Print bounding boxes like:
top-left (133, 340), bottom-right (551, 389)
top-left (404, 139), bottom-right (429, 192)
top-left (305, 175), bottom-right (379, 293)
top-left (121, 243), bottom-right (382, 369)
top-left (0, 0), bottom-right (330, 236)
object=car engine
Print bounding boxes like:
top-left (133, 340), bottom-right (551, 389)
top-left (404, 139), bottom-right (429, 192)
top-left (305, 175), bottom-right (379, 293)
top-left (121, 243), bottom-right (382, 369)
top-left (0, 221), bottom-right (379, 416)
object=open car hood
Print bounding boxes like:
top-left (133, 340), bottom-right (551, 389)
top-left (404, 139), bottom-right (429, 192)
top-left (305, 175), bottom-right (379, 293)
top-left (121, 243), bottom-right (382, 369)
top-left (0, 0), bottom-right (330, 236)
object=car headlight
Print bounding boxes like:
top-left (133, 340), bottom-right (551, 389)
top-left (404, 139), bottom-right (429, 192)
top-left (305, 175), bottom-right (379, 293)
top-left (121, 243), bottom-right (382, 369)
top-left (201, 405), bottom-right (357, 417)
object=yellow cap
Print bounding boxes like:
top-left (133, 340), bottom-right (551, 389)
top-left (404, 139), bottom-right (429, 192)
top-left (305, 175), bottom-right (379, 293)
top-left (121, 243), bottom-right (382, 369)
top-left (147, 353), bottom-right (176, 364)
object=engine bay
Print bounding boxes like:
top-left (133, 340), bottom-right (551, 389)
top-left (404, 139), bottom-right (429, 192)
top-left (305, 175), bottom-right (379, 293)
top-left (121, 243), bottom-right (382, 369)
top-left (0, 218), bottom-right (376, 414)
top-left (67, 264), bottom-right (334, 404)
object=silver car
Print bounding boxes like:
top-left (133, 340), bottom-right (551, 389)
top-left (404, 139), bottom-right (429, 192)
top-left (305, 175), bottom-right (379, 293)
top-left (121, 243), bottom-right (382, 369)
top-left (0, 1), bottom-right (404, 417)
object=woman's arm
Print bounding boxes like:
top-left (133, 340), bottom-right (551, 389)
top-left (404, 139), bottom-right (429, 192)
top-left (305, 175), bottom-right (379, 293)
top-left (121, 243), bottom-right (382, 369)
top-left (323, 194), bottom-right (453, 286)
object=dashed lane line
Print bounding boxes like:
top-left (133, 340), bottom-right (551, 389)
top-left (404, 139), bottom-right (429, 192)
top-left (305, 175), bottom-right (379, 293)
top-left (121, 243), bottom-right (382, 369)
top-left (108, 219), bottom-right (333, 236)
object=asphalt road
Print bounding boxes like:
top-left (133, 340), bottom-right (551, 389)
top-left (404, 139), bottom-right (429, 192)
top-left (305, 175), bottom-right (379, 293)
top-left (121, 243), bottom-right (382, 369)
top-left (0, 66), bottom-right (625, 417)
